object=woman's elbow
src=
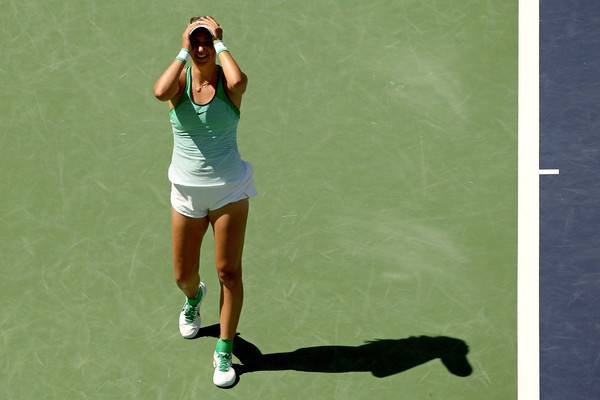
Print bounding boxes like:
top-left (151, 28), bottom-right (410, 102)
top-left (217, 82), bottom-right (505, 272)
top-left (153, 82), bottom-right (176, 101)
top-left (153, 87), bottom-right (170, 101)
top-left (229, 75), bottom-right (248, 93)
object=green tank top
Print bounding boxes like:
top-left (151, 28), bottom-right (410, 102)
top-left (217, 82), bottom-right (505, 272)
top-left (168, 66), bottom-right (245, 186)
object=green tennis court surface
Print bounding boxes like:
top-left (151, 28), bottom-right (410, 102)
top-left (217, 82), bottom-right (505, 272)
top-left (1, 0), bottom-right (517, 398)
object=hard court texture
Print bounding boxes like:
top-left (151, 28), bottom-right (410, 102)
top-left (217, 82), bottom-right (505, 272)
top-left (0, 0), bottom-right (517, 399)
top-left (539, 1), bottom-right (600, 399)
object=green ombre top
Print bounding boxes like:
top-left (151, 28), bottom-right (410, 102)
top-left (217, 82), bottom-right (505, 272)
top-left (168, 66), bottom-right (246, 186)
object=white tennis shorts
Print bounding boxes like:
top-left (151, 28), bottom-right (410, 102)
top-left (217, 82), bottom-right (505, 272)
top-left (170, 162), bottom-right (258, 218)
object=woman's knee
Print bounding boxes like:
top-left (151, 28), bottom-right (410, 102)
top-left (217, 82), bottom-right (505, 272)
top-left (174, 266), bottom-right (199, 286)
top-left (217, 263), bottom-right (242, 286)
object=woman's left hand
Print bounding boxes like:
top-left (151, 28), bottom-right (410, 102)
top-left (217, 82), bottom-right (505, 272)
top-left (199, 17), bottom-right (223, 42)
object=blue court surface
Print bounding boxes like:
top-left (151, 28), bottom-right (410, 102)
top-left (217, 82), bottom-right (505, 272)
top-left (539, 1), bottom-right (600, 399)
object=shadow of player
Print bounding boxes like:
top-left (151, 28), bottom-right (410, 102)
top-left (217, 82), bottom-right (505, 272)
top-left (196, 324), bottom-right (472, 387)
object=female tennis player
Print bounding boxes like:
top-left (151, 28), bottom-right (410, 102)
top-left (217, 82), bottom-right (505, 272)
top-left (153, 16), bottom-right (256, 388)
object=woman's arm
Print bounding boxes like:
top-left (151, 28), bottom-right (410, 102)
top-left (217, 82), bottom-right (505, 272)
top-left (218, 51), bottom-right (248, 98)
top-left (200, 17), bottom-right (248, 106)
top-left (153, 23), bottom-right (197, 102)
top-left (153, 60), bottom-right (186, 102)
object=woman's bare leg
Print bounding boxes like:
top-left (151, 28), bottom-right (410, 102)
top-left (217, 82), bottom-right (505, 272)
top-left (208, 198), bottom-right (249, 340)
top-left (171, 207), bottom-right (210, 298)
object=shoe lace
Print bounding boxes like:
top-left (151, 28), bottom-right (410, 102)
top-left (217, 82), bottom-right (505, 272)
top-left (216, 352), bottom-right (232, 372)
top-left (183, 303), bottom-right (198, 323)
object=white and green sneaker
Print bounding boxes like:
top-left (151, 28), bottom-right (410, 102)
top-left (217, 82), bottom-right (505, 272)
top-left (213, 350), bottom-right (236, 387)
top-left (179, 282), bottom-right (206, 338)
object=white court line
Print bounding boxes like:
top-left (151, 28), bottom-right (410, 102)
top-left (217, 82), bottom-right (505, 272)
top-left (518, 0), bottom-right (540, 399)
top-left (539, 169), bottom-right (560, 175)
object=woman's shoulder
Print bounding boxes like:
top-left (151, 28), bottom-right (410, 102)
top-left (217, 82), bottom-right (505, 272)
top-left (169, 68), bottom-right (190, 110)
top-left (180, 67), bottom-right (190, 86)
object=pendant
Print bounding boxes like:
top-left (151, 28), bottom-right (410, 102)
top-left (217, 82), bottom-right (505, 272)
top-left (196, 82), bottom-right (209, 92)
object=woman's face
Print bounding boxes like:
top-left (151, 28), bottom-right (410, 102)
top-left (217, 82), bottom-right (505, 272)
top-left (190, 29), bottom-right (215, 65)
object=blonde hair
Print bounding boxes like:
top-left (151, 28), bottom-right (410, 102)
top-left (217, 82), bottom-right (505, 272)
top-left (189, 16), bottom-right (206, 24)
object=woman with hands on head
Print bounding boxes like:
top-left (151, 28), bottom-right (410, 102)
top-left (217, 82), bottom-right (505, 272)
top-left (153, 16), bottom-right (256, 388)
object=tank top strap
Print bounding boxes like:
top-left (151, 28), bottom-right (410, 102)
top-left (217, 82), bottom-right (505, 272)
top-left (180, 66), bottom-right (192, 104)
top-left (216, 66), bottom-right (241, 118)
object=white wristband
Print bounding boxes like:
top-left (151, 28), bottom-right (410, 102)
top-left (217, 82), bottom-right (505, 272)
top-left (175, 48), bottom-right (190, 63)
top-left (214, 41), bottom-right (229, 55)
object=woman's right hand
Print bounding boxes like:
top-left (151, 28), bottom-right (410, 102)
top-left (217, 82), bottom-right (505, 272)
top-left (181, 23), bottom-right (194, 51)
top-left (182, 20), bottom-right (208, 50)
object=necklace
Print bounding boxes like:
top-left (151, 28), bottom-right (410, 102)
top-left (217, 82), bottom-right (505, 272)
top-left (195, 69), bottom-right (217, 92)
top-left (196, 69), bottom-right (217, 93)
top-left (195, 81), bottom-right (210, 92)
